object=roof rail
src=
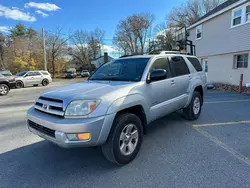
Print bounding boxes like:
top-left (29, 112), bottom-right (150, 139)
top-left (159, 51), bottom-right (188, 55)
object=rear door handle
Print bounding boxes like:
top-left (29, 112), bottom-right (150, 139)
top-left (171, 80), bottom-right (176, 85)
top-left (188, 75), bottom-right (192, 80)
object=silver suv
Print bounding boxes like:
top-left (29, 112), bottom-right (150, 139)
top-left (27, 53), bottom-right (207, 165)
top-left (15, 71), bottom-right (52, 88)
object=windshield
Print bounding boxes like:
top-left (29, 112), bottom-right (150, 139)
top-left (0, 70), bottom-right (12, 76)
top-left (16, 71), bottom-right (27, 76)
top-left (89, 58), bottom-right (150, 82)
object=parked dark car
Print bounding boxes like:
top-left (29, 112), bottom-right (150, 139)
top-left (0, 69), bottom-right (16, 88)
top-left (0, 74), bottom-right (10, 96)
top-left (65, 71), bottom-right (76, 78)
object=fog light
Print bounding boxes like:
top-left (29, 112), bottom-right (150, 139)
top-left (67, 133), bottom-right (91, 141)
top-left (67, 134), bottom-right (78, 141)
top-left (77, 133), bottom-right (91, 140)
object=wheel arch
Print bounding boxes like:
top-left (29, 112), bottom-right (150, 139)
top-left (185, 83), bottom-right (204, 107)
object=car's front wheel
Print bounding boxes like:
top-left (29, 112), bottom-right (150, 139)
top-left (42, 79), bottom-right (49, 86)
top-left (183, 91), bottom-right (202, 120)
top-left (0, 84), bottom-right (9, 96)
top-left (16, 81), bottom-right (24, 89)
top-left (101, 113), bottom-right (143, 165)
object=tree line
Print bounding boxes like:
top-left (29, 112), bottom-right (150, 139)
top-left (0, 24), bottom-right (104, 77)
top-left (0, 0), bottom-right (223, 77)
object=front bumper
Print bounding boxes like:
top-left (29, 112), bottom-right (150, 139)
top-left (27, 107), bottom-right (116, 148)
top-left (9, 81), bottom-right (16, 89)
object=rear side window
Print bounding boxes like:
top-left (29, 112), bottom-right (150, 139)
top-left (41, 71), bottom-right (49, 75)
top-left (170, 56), bottom-right (190, 77)
top-left (32, 72), bottom-right (41, 76)
top-left (187, 57), bottom-right (203, 72)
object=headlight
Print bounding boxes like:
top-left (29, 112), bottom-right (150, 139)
top-left (65, 100), bottom-right (100, 116)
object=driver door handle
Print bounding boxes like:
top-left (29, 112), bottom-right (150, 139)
top-left (171, 80), bottom-right (176, 85)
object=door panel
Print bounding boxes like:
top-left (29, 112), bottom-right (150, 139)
top-left (147, 79), bottom-right (178, 121)
top-left (23, 72), bottom-right (34, 86)
top-left (145, 58), bottom-right (179, 122)
top-left (169, 56), bottom-right (191, 108)
top-left (32, 72), bottom-right (43, 84)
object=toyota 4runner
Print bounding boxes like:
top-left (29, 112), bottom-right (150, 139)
top-left (27, 53), bottom-right (207, 165)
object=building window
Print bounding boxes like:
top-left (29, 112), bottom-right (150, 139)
top-left (231, 3), bottom-right (250, 27)
top-left (196, 25), bottom-right (202, 40)
top-left (246, 5), bottom-right (250, 22)
top-left (234, 54), bottom-right (248, 68)
top-left (232, 9), bottom-right (242, 26)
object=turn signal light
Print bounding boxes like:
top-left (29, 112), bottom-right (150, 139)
top-left (77, 133), bottom-right (91, 140)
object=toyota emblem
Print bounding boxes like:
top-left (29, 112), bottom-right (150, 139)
top-left (42, 104), bottom-right (48, 110)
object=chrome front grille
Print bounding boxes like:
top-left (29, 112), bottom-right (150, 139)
top-left (34, 96), bottom-right (64, 116)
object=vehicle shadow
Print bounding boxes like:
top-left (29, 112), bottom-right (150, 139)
top-left (0, 113), bottom-right (189, 188)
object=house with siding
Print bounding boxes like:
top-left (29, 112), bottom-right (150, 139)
top-left (187, 0), bottom-right (250, 85)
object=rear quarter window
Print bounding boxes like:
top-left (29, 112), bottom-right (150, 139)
top-left (41, 71), bottom-right (49, 75)
top-left (187, 57), bottom-right (203, 72)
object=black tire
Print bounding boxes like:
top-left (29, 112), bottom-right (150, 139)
top-left (42, 79), bottom-right (49, 86)
top-left (16, 81), bottom-right (24, 89)
top-left (183, 91), bottom-right (202, 120)
top-left (101, 113), bottom-right (143, 165)
top-left (0, 84), bottom-right (9, 96)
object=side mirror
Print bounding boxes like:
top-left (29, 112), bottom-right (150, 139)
top-left (147, 69), bottom-right (167, 83)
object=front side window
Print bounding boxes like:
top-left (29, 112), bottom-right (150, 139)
top-left (150, 58), bottom-right (171, 78)
top-left (170, 56), bottom-right (190, 77)
top-left (196, 25), bottom-right (202, 40)
top-left (234, 54), bottom-right (248, 68)
top-left (89, 58), bottom-right (150, 82)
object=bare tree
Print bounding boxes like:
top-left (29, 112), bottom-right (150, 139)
top-left (88, 28), bottom-right (104, 60)
top-left (167, 0), bottom-right (224, 27)
top-left (69, 28), bottom-right (105, 71)
top-left (148, 23), bottom-right (175, 53)
top-left (69, 30), bottom-right (89, 69)
top-left (113, 13), bottom-right (154, 55)
top-left (46, 28), bottom-right (71, 78)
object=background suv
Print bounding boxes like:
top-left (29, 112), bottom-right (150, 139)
top-left (0, 74), bottom-right (11, 96)
top-left (0, 69), bottom-right (16, 88)
top-left (27, 53), bottom-right (206, 165)
top-left (15, 71), bottom-right (52, 88)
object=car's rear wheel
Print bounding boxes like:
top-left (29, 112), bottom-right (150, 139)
top-left (0, 84), bottom-right (9, 96)
top-left (42, 79), bottom-right (49, 86)
top-left (16, 81), bottom-right (24, 89)
top-left (101, 113), bottom-right (143, 165)
top-left (183, 91), bottom-right (202, 120)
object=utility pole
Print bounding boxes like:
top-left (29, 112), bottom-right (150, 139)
top-left (42, 28), bottom-right (47, 71)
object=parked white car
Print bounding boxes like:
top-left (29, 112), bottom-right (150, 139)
top-left (15, 71), bottom-right (52, 88)
top-left (81, 70), bottom-right (90, 77)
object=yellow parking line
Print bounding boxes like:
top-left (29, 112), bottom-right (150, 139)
top-left (193, 126), bottom-right (250, 166)
top-left (205, 99), bottom-right (250, 104)
top-left (193, 120), bottom-right (250, 127)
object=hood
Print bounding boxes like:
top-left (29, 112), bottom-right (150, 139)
top-left (42, 80), bottom-right (139, 102)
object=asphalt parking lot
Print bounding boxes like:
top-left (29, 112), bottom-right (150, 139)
top-left (1, 81), bottom-right (250, 188)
